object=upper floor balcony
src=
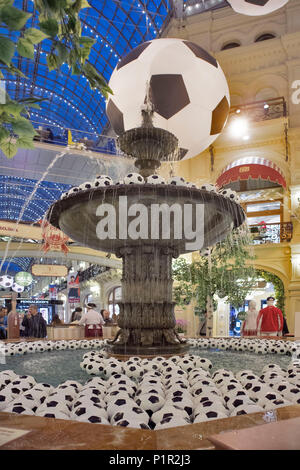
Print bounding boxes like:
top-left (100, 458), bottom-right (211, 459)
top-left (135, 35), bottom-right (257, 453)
top-left (249, 221), bottom-right (293, 245)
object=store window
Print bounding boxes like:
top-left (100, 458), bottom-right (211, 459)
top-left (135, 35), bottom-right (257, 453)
top-left (108, 286), bottom-right (122, 317)
top-left (245, 199), bottom-right (282, 226)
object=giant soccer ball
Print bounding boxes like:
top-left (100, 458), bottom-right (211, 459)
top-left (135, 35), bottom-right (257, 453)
top-left (106, 38), bottom-right (230, 161)
top-left (227, 0), bottom-right (289, 16)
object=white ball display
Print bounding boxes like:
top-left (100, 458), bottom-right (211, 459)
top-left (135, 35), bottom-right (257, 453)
top-left (200, 183), bottom-right (217, 192)
top-left (0, 275), bottom-right (14, 288)
top-left (123, 173), bottom-right (144, 185)
top-left (94, 176), bottom-right (113, 187)
top-left (4, 402), bottom-right (35, 415)
top-left (193, 410), bottom-right (228, 423)
top-left (155, 416), bottom-right (190, 429)
top-left (0, 388), bottom-right (14, 410)
top-left (12, 282), bottom-right (24, 293)
top-left (111, 407), bottom-right (150, 425)
top-left (227, 0), bottom-right (289, 17)
top-left (146, 174), bottom-right (166, 185)
top-left (107, 38), bottom-right (230, 161)
top-left (135, 393), bottom-right (165, 415)
top-left (79, 181), bottom-right (93, 191)
top-left (167, 176), bottom-right (186, 186)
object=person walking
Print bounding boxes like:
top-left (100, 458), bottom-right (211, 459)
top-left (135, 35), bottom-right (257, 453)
top-left (0, 307), bottom-right (8, 339)
top-left (256, 296), bottom-right (284, 337)
top-left (78, 303), bottom-right (104, 338)
top-left (241, 300), bottom-right (258, 337)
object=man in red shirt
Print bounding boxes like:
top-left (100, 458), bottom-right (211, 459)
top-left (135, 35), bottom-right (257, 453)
top-left (257, 296), bottom-right (284, 337)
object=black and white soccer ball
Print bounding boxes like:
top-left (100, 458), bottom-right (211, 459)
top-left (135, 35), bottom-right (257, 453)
top-left (12, 282), bottom-right (24, 293)
top-left (135, 393), bottom-right (165, 415)
top-left (60, 191), bottom-right (69, 199)
top-left (155, 416), bottom-right (190, 429)
top-left (220, 188), bottom-right (238, 202)
top-left (227, 0), bottom-right (289, 17)
top-left (107, 38), bottom-right (230, 160)
top-left (229, 404), bottom-right (265, 416)
top-left (0, 388), bottom-right (14, 410)
top-left (150, 405), bottom-right (189, 425)
top-left (93, 175), bottom-right (113, 187)
top-left (124, 173), bottom-right (144, 185)
top-left (200, 247), bottom-right (211, 257)
top-left (106, 397), bottom-right (137, 419)
top-left (68, 186), bottom-right (80, 195)
top-left (4, 402), bottom-right (35, 415)
top-left (111, 406), bottom-right (150, 425)
top-left (200, 183), bottom-right (217, 192)
top-left (114, 420), bottom-right (150, 429)
top-left (79, 181), bottom-right (93, 191)
top-left (146, 174), bottom-right (166, 185)
top-left (0, 275), bottom-right (14, 288)
top-left (168, 176), bottom-right (186, 186)
top-left (36, 400), bottom-right (71, 418)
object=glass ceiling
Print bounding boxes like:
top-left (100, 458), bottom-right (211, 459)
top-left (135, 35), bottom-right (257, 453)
top-left (2, 0), bottom-right (173, 139)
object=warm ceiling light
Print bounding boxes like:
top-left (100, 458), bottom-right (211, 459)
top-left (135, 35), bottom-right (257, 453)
top-left (229, 116), bottom-right (249, 138)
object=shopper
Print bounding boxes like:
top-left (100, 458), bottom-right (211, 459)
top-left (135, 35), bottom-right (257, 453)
top-left (0, 307), bottom-right (7, 339)
top-left (70, 307), bottom-right (83, 322)
top-left (24, 305), bottom-right (47, 338)
top-left (51, 314), bottom-right (63, 326)
top-left (78, 303), bottom-right (104, 337)
top-left (101, 309), bottom-right (113, 325)
top-left (257, 296), bottom-right (284, 337)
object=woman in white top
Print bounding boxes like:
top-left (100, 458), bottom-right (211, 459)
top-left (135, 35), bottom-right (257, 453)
top-left (78, 303), bottom-right (105, 338)
top-left (241, 300), bottom-right (258, 337)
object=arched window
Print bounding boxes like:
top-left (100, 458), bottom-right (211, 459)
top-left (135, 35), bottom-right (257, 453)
top-left (221, 42), bottom-right (241, 51)
top-left (108, 286), bottom-right (122, 317)
top-left (255, 33), bottom-right (276, 43)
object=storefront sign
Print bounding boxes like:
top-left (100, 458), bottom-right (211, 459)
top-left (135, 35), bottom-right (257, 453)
top-left (31, 264), bottom-right (68, 277)
top-left (41, 221), bottom-right (69, 254)
top-left (0, 220), bottom-right (42, 240)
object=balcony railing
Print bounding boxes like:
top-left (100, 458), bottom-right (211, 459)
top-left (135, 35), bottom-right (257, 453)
top-left (249, 222), bottom-right (293, 245)
top-left (230, 97), bottom-right (287, 124)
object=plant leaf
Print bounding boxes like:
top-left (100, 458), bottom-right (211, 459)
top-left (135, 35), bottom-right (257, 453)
top-left (16, 136), bottom-right (35, 149)
top-left (46, 52), bottom-right (59, 71)
top-left (12, 117), bottom-right (36, 137)
top-left (0, 126), bottom-right (9, 142)
top-left (39, 18), bottom-right (59, 37)
top-left (1, 101), bottom-right (24, 117)
top-left (0, 36), bottom-right (15, 66)
top-left (1, 5), bottom-right (31, 30)
top-left (24, 28), bottom-right (49, 45)
top-left (17, 38), bottom-right (35, 59)
top-left (0, 139), bottom-right (18, 158)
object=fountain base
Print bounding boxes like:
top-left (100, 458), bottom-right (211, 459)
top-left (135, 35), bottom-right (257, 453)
top-left (107, 341), bottom-right (189, 358)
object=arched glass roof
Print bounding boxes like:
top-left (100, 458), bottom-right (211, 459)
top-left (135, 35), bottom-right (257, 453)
top-left (2, 0), bottom-right (173, 138)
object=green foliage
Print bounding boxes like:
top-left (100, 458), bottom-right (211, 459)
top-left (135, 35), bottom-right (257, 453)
top-left (0, 0), bottom-right (112, 158)
top-left (172, 228), bottom-right (257, 315)
top-left (256, 269), bottom-right (285, 316)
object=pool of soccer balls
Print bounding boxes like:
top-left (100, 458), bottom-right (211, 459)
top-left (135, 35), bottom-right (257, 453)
top-left (0, 337), bottom-right (300, 429)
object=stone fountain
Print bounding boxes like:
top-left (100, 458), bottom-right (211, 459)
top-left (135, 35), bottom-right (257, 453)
top-left (47, 38), bottom-right (245, 358)
top-left (47, 107), bottom-right (245, 358)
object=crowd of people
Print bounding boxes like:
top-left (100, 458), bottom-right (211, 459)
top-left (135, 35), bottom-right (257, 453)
top-left (0, 302), bottom-right (116, 340)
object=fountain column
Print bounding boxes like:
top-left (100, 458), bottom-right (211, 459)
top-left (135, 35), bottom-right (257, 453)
top-left (109, 244), bottom-right (186, 355)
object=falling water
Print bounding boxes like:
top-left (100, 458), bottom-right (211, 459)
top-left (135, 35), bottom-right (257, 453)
top-left (0, 150), bottom-right (67, 274)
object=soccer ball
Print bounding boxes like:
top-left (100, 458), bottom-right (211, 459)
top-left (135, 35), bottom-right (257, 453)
top-left (35, 408), bottom-right (71, 419)
top-left (230, 404), bottom-right (265, 416)
top-left (193, 410), bottom-right (228, 423)
top-left (4, 402), bottom-right (35, 415)
top-left (123, 363), bottom-right (144, 380)
top-left (0, 275), bottom-right (14, 288)
top-left (60, 191), bottom-right (69, 199)
top-left (257, 391), bottom-right (284, 407)
top-left (146, 174), bottom-right (166, 185)
top-left (123, 173), bottom-right (144, 185)
top-left (94, 176), bottom-right (113, 187)
top-left (135, 393), bottom-right (165, 415)
top-left (12, 283), bottom-right (24, 293)
top-left (151, 405), bottom-right (189, 425)
top-left (106, 38), bottom-right (230, 161)
top-left (220, 188), bottom-right (239, 202)
top-left (106, 397), bottom-right (137, 419)
top-left (155, 416), bottom-right (191, 429)
top-left (111, 406), bottom-right (150, 425)
top-left (263, 399), bottom-right (293, 411)
top-left (227, 0), bottom-right (289, 17)
top-left (79, 181), bottom-right (93, 191)
top-left (114, 420), bottom-right (150, 429)
top-left (167, 176), bottom-right (186, 186)
top-left (0, 388), bottom-right (15, 410)
top-left (68, 186), bottom-right (80, 196)
top-left (36, 401), bottom-right (71, 417)
top-left (193, 357), bottom-right (212, 371)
